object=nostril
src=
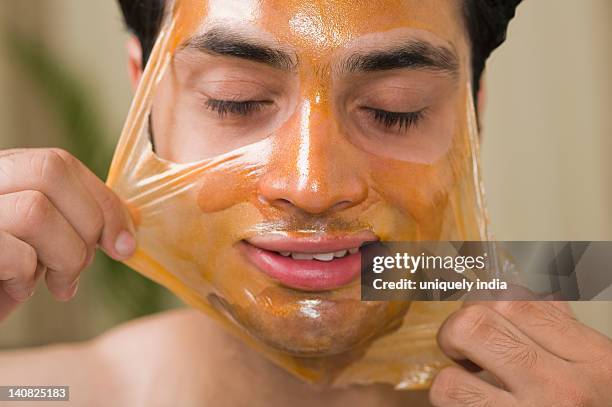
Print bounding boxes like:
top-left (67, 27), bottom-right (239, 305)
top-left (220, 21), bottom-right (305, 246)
top-left (332, 200), bottom-right (357, 212)
top-left (276, 198), bottom-right (294, 209)
top-left (262, 197), bottom-right (295, 211)
top-left (257, 170), bottom-right (368, 215)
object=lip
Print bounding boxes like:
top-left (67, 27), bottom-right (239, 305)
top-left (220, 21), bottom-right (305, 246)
top-left (239, 231), bottom-right (377, 292)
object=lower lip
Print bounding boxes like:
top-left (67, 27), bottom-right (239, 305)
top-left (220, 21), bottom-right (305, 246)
top-left (239, 242), bottom-right (361, 291)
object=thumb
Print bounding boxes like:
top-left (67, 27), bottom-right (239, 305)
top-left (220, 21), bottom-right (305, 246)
top-left (98, 193), bottom-right (137, 261)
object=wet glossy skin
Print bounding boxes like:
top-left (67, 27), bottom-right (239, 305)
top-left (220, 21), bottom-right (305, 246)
top-left (110, 0), bottom-right (486, 382)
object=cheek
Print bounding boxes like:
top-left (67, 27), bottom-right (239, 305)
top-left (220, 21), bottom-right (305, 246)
top-left (150, 71), bottom-right (185, 161)
top-left (153, 95), bottom-right (215, 162)
top-left (369, 158), bottom-right (453, 225)
top-left (150, 63), bottom-right (223, 163)
top-left (194, 138), bottom-right (275, 213)
top-left (196, 164), bottom-right (260, 213)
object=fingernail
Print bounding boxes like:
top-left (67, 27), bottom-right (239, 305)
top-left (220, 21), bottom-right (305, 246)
top-left (114, 230), bottom-right (136, 258)
top-left (59, 278), bottom-right (79, 302)
top-left (68, 278), bottom-right (79, 298)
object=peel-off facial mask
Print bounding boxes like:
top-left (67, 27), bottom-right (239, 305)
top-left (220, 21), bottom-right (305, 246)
top-left (107, 0), bottom-right (490, 389)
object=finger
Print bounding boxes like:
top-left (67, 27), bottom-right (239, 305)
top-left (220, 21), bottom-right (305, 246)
top-left (0, 190), bottom-right (87, 300)
top-left (0, 230), bottom-right (38, 301)
top-left (429, 366), bottom-right (516, 407)
top-left (470, 301), bottom-right (611, 363)
top-left (0, 290), bottom-right (19, 322)
top-left (437, 304), bottom-right (568, 392)
top-left (0, 149), bottom-right (104, 259)
top-left (53, 149), bottom-right (136, 260)
top-left (0, 261), bottom-right (46, 322)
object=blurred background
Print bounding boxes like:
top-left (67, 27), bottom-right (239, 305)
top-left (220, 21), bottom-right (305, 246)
top-left (0, 0), bottom-right (610, 348)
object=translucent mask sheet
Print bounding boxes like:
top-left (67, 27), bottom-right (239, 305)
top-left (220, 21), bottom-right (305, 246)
top-left (107, 0), bottom-right (489, 389)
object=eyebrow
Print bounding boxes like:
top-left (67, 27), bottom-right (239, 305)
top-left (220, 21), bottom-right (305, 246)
top-left (184, 28), bottom-right (458, 77)
top-left (340, 41), bottom-right (459, 76)
top-left (184, 28), bottom-right (296, 70)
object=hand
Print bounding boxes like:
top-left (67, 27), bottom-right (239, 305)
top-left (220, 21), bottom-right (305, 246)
top-left (430, 301), bottom-right (612, 406)
top-left (0, 148), bottom-right (136, 321)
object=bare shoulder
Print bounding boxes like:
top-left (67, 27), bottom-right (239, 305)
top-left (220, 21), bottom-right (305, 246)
top-left (94, 307), bottom-right (222, 347)
top-left (91, 308), bottom-right (243, 406)
top-left (93, 310), bottom-right (434, 407)
top-left (92, 307), bottom-right (238, 370)
top-left (0, 309), bottom-right (230, 406)
top-left (0, 311), bottom-right (433, 406)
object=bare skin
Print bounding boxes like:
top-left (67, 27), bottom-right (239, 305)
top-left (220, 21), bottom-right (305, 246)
top-left (0, 0), bottom-right (611, 404)
top-left (0, 308), bottom-right (431, 406)
top-left (0, 146), bottom-right (428, 406)
top-left (0, 147), bottom-right (136, 320)
top-left (0, 148), bottom-right (609, 405)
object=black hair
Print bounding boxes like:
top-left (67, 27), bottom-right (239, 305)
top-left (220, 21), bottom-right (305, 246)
top-left (463, 0), bottom-right (523, 95)
top-left (116, 0), bottom-right (165, 64)
top-left (116, 0), bottom-right (522, 95)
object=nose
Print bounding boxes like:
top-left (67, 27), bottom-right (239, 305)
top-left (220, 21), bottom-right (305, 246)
top-left (258, 100), bottom-right (367, 215)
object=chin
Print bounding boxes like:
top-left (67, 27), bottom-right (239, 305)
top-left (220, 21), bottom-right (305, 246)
top-left (228, 290), bottom-right (411, 357)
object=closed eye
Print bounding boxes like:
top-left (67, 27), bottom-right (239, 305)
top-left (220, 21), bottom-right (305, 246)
top-left (363, 107), bottom-right (425, 132)
top-left (205, 99), bottom-right (273, 117)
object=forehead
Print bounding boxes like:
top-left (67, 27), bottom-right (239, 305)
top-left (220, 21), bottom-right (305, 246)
top-left (184, 0), bottom-right (466, 56)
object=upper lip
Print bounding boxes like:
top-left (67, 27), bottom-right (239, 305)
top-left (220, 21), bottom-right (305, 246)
top-left (245, 231), bottom-right (378, 253)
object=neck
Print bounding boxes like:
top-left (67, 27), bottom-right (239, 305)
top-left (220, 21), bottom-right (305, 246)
top-left (209, 318), bottom-right (430, 406)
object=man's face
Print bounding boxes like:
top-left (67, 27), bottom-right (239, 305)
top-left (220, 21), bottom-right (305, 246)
top-left (145, 0), bottom-right (474, 356)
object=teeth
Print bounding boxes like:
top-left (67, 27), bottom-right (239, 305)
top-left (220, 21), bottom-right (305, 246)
top-left (313, 252), bottom-right (335, 261)
top-left (291, 252), bottom-right (314, 260)
top-left (348, 247), bottom-right (359, 254)
top-left (281, 250), bottom-right (356, 261)
top-left (333, 249), bottom-right (348, 258)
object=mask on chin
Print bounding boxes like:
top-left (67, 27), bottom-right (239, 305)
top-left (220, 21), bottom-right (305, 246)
top-left (107, 0), bottom-right (490, 389)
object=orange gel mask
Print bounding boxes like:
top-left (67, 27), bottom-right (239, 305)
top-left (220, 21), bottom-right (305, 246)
top-left (107, 0), bottom-right (489, 389)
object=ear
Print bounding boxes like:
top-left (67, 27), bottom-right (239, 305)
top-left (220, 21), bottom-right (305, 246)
top-left (126, 35), bottom-right (143, 90)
